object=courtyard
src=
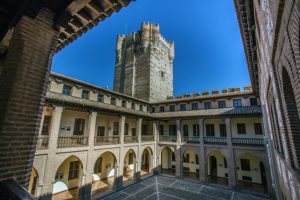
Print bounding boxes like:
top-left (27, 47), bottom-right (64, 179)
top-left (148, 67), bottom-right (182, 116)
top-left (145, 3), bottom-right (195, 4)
top-left (100, 175), bottom-right (269, 200)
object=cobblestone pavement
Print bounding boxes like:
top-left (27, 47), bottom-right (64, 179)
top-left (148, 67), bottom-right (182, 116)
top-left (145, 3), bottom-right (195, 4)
top-left (100, 175), bottom-right (270, 200)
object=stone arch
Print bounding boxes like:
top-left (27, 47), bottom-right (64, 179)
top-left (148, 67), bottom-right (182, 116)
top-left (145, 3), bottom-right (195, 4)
top-left (207, 150), bottom-right (229, 186)
top-left (235, 151), bottom-right (269, 194)
top-left (52, 155), bottom-right (83, 199)
top-left (29, 167), bottom-right (39, 196)
top-left (160, 146), bottom-right (175, 175)
top-left (123, 149), bottom-right (137, 185)
top-left (182, 148), bottom-right (199, 180)
top-left (92, 151), bottom-right (117, 196)
top-left (281, 66), bottom-right (300, 169)
top-left (141, 146), bottom-right (154, 175)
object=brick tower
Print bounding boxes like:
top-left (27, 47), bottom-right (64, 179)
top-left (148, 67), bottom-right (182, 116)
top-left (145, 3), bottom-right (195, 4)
top-left (113, 22), bottom-right (174, 102)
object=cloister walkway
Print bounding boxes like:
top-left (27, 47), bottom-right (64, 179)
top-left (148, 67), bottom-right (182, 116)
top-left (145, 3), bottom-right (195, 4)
top-left (100, 175), bottom-right (269, 200)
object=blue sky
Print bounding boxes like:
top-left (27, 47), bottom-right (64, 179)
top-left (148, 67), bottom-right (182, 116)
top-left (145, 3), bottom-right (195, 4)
top-left (52, 0), bottom-right (249, 96)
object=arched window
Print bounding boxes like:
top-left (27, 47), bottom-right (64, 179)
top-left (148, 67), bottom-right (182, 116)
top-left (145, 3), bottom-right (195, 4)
top-left (282, 67), bottom-right (300, 168)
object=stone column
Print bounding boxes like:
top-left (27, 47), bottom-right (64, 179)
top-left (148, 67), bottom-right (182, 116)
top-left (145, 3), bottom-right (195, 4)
top-left (136, 118), bottom-right (142, 181)
top-left (40, 106), bottom-right (63, 199)
top-left (154, 120), bottom-right (160, 174)
top-left (199, 118), bottom-right (206, 183)
top-left (175, 119), bottom-right (181, 177)
top-left (116, 116), bottom-right (126, 190)
top-left (226, 117), bottom-right (237, 189)
top-left (79, 112), bottom-right (97, 200)
top-left (0, 8), bottom-right (59, 186)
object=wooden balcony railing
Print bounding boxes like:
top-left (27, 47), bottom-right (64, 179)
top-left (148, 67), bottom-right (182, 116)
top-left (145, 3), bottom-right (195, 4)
top-left (141, 135), bottom-right (154, 142)
top-left (124, 136), bottom-right (138, 143)
top-left (232, 138), bottom-right (265, 146)
top-left (181, 136), bottom-right (200, 144)
top-left (159, 135), bottom-right (177, 143)
top-left (57, 136), bottom-right (88, 148)
top-left (204, 137), bottom-right (227, 145)
top-left (94, 136), bottom-right (120, 145)
top-left (36, 136), bottom-right (49, 149)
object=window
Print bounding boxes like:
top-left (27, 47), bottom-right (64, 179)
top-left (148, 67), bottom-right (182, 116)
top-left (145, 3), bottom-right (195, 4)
top-left (183, 125), bottom-right (189, 136)
top-left (131, 103), bottom-right (135, 109)
top-left (193, 124), bottom-right (199, 136)
top-left (218, 101), bottom-right (226, 108)
top-left (192, 103), bottom-right (198, 110)
top-left (125, 123), bottom-right (129, 135)
top-left (97, 126), bottom-right (105, 137)
top-left (169, 125), bottom-right (176, 136)
top-left (68, 161), bottom-right (80, 180)
top-left (132, 128), bottom-right (136, 136)
top-left (151, 107), bottom-right (155, 113)
top-left (82, 90), bottom-right (89, 99)
top-left (237, 123), bottom-right (246, 134)
top-left (172, 152), bottom-right (175, 161)
top-left (183, 153), bottom-right (190, 163)
top-left (180, 104), bottom-right (186, 111)
top-left (122, 100), bottom-right (126, 107)
top-left (95, 157), bottom-right (102, 173)
top-left (206, 124), bottom-right (215, 136)
top-left (111, 97), bottom-right (116, 105)
top-left (169, 105), bottom-right (175, 112)
top-left (224, 158), bottom-right (227, 168)
top-left (250, 98), bottom-right (258, 106)
top-left (219, 124), bottom-right (227, 137)
top-left (140, 105), bottom-right (143, 111)
top-left (254, 123), bottom-right (263, 135)
top-left (142, 124), bottom-right (148, 135)
top-left (97, 94), bottom-right (104, 103)
top-left (240, 159), bottom-right (251, 171)
top-left (41, 116), bottom-right (51, 135)
top-left (113, 122), bottom-right (119, 135)
top-left (195, 154), bottom-right (199, 164)
top-left (233, 99), bottom-right (242, 107)
top-left (160, 106), bottom-right (165, 112)
top-left (242, 176), bottom-right (252, 181)
top-left (128, 153), bottom-right (134, 164)
top-left (62, 85), bottom-right (72, 95)
top-left (204, 102), bottom-right (211, 109)
top-left (159, 125), bottom-right (164, 135)
top-left (73, 118), bottom-right (85, 135)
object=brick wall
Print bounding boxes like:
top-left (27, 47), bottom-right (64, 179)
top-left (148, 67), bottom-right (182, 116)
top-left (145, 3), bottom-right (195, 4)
top-left (0, 8), bottom-right (58, 187)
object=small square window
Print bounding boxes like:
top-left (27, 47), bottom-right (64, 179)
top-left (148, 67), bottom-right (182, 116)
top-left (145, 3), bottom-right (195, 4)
top-left (218, 101), bottom-right (226, 108)
top-left (169, 105), bottom-right (175, 112)
top-left (180, 104), bottom-right (186, 111)
top-left (82, 90), bottom-right (89, 99)
top-left (63, 85), bottom-right (72, 95)
top-left (237, 123), bottom-right (246, 134)
top-left (240, 159), bottom-right (251, 171)
top-left (97, 94), bottom-right (104, 103)
top-left (204, 102), bottom-right (211, 109)
top-left (192, 103), bottom-right (198, 110)
top-left (160, 106), bottom-right (165, 112)
top-left (250, 98), bottom-right (258, 106)
top-left (111, 98), bottom-right (116, 105)
top-left (233, 99), bottom-right (242, 107)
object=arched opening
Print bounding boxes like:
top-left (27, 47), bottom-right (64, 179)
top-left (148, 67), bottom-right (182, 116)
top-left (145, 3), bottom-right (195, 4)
top-left (29, 167), bottom-right (39, 196)
top-left (236, 152), bottom-right (268, 194)
top-left (141, 147), bottom-right (154, 177)
top-left (52, 156), bottom-right (83, 200)
top-left (182, 149), bottom-right (199, 180)
top-left (207, 150), bottom-right (228, 186)
top-left (161, 147), bottom-right (175, 176)
top-left (282, 67), bottom-right (300, 168)
top-left (92, 151), bottom-right (117, 197)
top-left (123, 149), bottom-right (137, 186)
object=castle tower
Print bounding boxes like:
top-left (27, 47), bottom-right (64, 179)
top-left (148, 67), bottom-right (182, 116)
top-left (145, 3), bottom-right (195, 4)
top-left (113, 22), bottom-right (174, 102)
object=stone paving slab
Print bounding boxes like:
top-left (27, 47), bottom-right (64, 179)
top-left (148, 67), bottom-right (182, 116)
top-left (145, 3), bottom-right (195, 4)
top-left (101, 175), bottom-right (270, 200)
